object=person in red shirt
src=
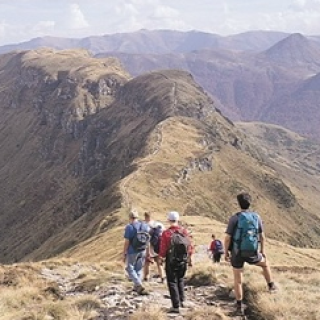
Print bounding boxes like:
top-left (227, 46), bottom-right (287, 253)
top-left (208, 234), bottom-right (224, 263)
top-left (159, 211), bottom-right (192, 314)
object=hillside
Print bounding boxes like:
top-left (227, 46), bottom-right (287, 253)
top-left (0, 49), bottom-right (320, 267)
top-left (262, 33), bottom-right (320, 69)
top-left (95, 32), bottom-right (320, 140)
top-left (236, 121), bottom-right (320, 217)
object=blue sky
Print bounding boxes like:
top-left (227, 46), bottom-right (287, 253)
top-left (0, 0), bottom-right (320, 45)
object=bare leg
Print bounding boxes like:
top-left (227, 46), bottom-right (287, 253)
top-left (233, 268), bottom-right (243, 301)
top-left (143, 260), bottom-right (150, 280)
top-left (256, 257), bottom-right (272, 283)
top-left (155, 256), bottom-right (164, 279)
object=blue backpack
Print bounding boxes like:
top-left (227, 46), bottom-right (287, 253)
top-left (233, 212), bottom-right (259, 257)
top-left (214, 240), bottom-right (224, 254)
top-left (131, 222), bottom-right (150, 252)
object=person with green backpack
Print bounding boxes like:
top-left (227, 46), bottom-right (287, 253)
top-left (224, 192), bottom-right (277, 316)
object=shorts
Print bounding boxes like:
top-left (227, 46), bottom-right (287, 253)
top-left (231, 251), bottom-right (263, 269)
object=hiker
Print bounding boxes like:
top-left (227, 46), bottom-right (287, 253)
top-left (144, 220), bottom-right (165, 282)
top-left (123, 210), bottom-right (150, 295)
top-left (224, 192), bottom-right (277, 316)
top-left (209, 234), bottom-right (224, 263)
top-left (159, 211), bottom-right (192, 314)
top-left (144, 211), bottom-right (154, 225)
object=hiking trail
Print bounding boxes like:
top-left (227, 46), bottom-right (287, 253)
top-left (40, 246), bottom-right (249, 320)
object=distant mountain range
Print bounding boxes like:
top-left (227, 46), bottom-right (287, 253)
top-left (0, 29), bottom-right (294, 54)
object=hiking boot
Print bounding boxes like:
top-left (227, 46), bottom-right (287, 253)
top-left (268, 282), bottom-right (278, 293)
top-left (235, 304), bottom-right (245, 316)
top-left (167, 307), bottom-right (180, 314)
top-left (136, 285), bottom-right (149, 295)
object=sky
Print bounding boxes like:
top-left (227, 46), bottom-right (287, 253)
top-left (0, 0), bottom-right (320, 46)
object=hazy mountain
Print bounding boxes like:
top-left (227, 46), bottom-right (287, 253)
top-left (0, 49), bottom-right (320, 264)
top-left (96, 33), bottom-right (320, 140)
top-left (0, 29), bottom-right (291, 55)
top-left (261, 33), bottom-right (320, 70)
top-left (261, 71), bottom-right (320, 138)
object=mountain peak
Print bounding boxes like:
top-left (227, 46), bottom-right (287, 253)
top-left (263, 32), bottom-right (320, 65)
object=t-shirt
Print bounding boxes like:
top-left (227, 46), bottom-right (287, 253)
top-left (225, 212), bottom-right (263, 251)
top-left (124, 221), bottom-right (150, 254)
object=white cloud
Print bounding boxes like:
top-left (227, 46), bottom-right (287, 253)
top-left (111, 0), bottom-right (189, 32)
top-left (0, 21), bottom-right (6, 38)
top-left (68, 3), bottom-right (89, 29)
top-left (32, 20), bottom-right (55, 35)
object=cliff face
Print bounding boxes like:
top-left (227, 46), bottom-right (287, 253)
top-left (0, 49), bottom-right (131, 262)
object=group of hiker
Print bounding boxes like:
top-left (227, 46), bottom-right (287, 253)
top-left (122, 192), bottom-right (277, 316)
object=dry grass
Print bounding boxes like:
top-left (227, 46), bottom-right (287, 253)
top-left (244, 266), bottom-right (320, 320)
top-left (186, 263), bottom-right (218, 287)
top-left (185, 307), bottom-right (229, 320)
top-left (0, 261), bottom-right (116, 320)
top-left (129, 306), bottom-right (167, 320)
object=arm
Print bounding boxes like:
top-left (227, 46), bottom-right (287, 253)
top-left (260, 232), bottom-right (265, 256)
top-left (258, 216), bottom-right (265, 255)
top-left (224, 234), bottom-right (232, 262)
top-left (123, 239), bottom-right (130, 262)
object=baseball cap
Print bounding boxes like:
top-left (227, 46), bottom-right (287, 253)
top-left (129, 210), bottom-right (139, 219)
top-left (167, 211), bottom-right (180, 221)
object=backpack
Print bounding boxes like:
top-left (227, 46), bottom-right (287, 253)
top-left (214, 239), bottom-right (224, 254)
top-left (150, 225), bottom-right (162, 254)
top-left (233, 212), bottom-right (260, 257)
top-left (166, 228), bottom-right (190, 269)
top-left (131, 222), bottom-right (150, 252)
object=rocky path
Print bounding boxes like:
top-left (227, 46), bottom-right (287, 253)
top-left (40, 250), bottom-right (247, 320)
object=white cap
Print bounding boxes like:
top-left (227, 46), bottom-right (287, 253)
top-left (149, 221), bottom-right (164, 230)
top-left (167, 211), bottom-right (180, 221)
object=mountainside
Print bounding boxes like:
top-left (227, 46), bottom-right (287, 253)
top-left (261, 71), bottom-right (320, 138)
top-left (236, 121), bottom-right (320, 219)
top-left (0, 49), bottom-right (320, 264)
top-left (97, 33), bottom-right (320, 140)
top-left (262, 33), bottom-right (320, 70)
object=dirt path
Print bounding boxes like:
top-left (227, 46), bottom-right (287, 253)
top-left (40, 250), bottom-right (248, 320)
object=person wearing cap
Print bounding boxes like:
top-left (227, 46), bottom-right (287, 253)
top-left (123, 210), bottom-right (150, 295)
top-left (159, 211), bottom-right (192, 314)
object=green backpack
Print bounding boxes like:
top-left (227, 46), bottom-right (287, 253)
top-left (233, 212), bottom-right (260, 257)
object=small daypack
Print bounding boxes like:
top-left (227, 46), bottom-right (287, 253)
top-left (214, 239), bottom-right (224, 254)
top-left (233, 212), bottom-right (260, 257)
top-left (131, 222), bottom-right (150, 252)
top-left (167, 228), bottom-right (190, 268)
top-left (150, 225), bottom-right (162, 254)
